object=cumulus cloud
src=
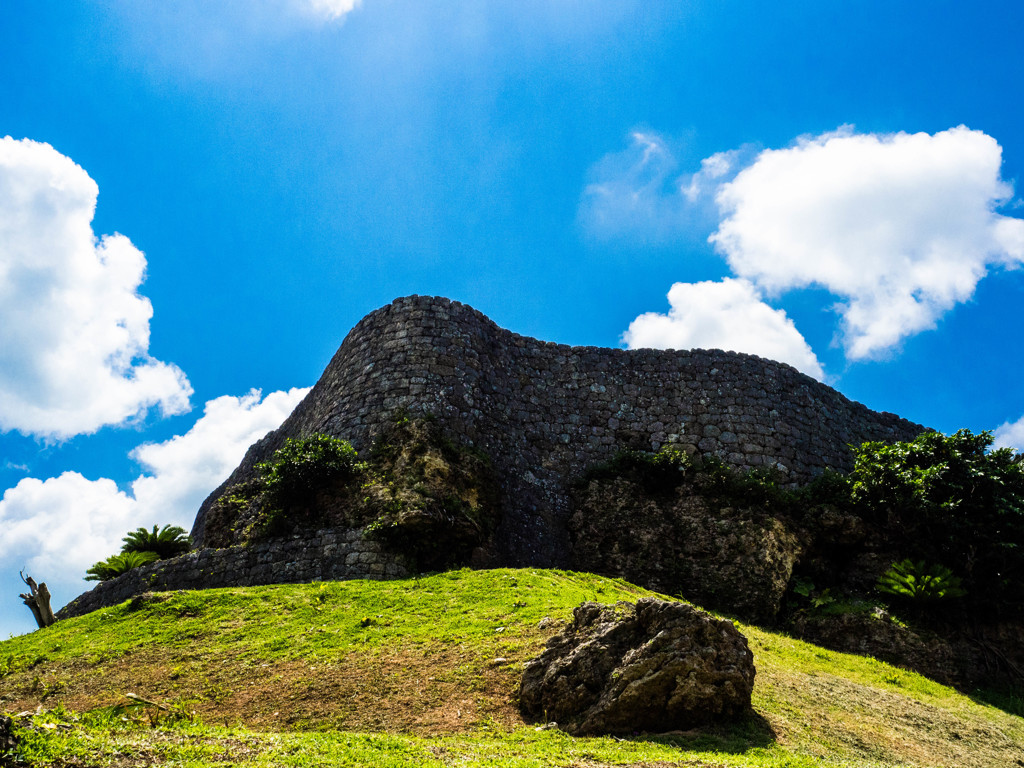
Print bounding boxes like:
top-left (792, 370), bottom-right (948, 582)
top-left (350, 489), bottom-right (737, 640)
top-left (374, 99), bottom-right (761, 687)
top-left (0, 137), bottom-right (192, 439)
top-left (130, 387), bottom-right (310, 528)
top-left (0, 387), bottom-right (308, 607)
top-left (0, 473), bottom-right (136, 590)
top-left (622, 278), bottom-right (825, 380)
top-left (993, 417), bottom-right (1024, 452)
top-left (710, 126), bottom-right (1024, 359)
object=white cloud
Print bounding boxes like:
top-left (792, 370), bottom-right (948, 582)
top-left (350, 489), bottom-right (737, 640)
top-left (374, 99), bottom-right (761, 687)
top-left (0, 473), bottom-right (137, 603)
top-left (710, 126), bottom-right (1024, 359)
top-left (130, 387), bottom-right (310, 528)
top-left (297, 0), bottom-right (361, 21)
top-left (0, 387), bottom-right (308, 607)
top-left (0, 137), bottom-right (192, 439)
top-left (682, 149), bottom-right (746, 202)
top-left (622, 278), bottom-right (825, 380)
top-left (578, 131), bottom-right (743, 243)
top-left (579, 132), bottom-right (682, 240)
top-left (993, 417), bottom-right (1024, 452)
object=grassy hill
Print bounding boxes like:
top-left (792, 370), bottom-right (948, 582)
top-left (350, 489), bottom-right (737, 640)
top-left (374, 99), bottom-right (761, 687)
top-left (1, 569), bottom-right (1023, 767)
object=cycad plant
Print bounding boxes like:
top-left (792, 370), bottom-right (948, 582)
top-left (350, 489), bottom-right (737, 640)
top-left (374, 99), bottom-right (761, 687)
top-left (121, 524), bottom-right (191, 560)
top-left (877, 559), bottom-right (967, 602)
top-left (85, 551), bottom-right (160, 582)
top-left (85, 524), bottom-right (192, 582)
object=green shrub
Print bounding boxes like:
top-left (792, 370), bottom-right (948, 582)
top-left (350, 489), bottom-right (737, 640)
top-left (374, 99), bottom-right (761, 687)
top-left (257, 434), bottom-right (361, 512)
top-left (121, 525), bottom-right (191, 560)
top-left (85, 551), bottom-right (159, 582)
top-left (850, 429), bottom-right (1024, 614)
top-left (579, 444), bottom-right (692, 491)
top-left (693, 456), bottom-right (791, 510)
top-left (796, 468), bottom-right (854, 509)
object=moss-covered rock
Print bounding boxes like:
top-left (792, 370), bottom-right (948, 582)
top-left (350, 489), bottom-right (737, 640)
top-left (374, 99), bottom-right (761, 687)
top-left (358, 416), bottom-right (500, 570)
top-left (519, 598), bottom-right (755, 735)
top-left (569, 476), bottom-right (803, 623)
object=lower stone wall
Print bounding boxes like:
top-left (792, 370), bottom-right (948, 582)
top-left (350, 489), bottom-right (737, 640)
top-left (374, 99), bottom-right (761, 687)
top-left (57, 527), bottom-right (410, 619)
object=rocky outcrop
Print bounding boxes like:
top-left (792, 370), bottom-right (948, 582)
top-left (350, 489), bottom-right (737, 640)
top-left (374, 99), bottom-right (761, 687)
top-left (519, 598), bottom-right (755, 735)
top-left (570, 477), bottom-right (803, 623)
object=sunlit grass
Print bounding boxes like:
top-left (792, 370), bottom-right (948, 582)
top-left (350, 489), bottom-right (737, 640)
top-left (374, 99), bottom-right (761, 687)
top-left (2, 569), bottom-right (1023, 767)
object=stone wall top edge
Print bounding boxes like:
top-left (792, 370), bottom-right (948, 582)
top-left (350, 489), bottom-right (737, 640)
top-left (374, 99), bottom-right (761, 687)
top-left (359, 294), bottom-right (811, 371)
top-left (352, 295), bottom-right (919, 427)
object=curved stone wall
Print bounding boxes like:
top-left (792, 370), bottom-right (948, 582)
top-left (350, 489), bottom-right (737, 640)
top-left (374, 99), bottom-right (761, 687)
top-left (192, 295), bottom-right (926, 568)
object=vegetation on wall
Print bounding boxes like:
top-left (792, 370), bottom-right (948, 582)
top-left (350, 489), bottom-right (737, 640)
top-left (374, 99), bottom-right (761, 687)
top-left (258, 435), bottom-right (362, 513)
top-left (358, 414), bottom-right (500, 570)
top-left (575, 429), bottom-right (1024, 624)
top-left (254, 434), bottom-right (363, 536)
top-left (577, 443), bottom-right (820, 512)
top-left (203, 414), bottom-right (500, 571)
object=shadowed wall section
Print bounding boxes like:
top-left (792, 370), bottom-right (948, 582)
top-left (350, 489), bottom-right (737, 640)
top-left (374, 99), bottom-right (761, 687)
top-left (191, 295), bottom-right (925, 567)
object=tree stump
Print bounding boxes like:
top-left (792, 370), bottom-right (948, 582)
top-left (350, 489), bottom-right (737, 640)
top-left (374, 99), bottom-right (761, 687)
top-left (19, 571), bottom-right (56, 629)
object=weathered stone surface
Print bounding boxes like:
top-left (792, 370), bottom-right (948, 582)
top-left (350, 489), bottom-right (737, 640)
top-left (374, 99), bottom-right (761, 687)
top-left (790, 611), bottom-right (1024, 691)
top-left (570, 479), bottom-right (803, 623)
top-left (519, 598), bottom-right (755, 735)
top-left (63, 295), bottom-right (925, 618)
top-left (791, 611), bottom-right (961, 684)
top-left (191, 295), bottom-right (926, 568)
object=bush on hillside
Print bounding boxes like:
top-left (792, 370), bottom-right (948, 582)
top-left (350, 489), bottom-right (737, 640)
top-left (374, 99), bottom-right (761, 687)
top-left (850, 429), bottom-right (1024, 613)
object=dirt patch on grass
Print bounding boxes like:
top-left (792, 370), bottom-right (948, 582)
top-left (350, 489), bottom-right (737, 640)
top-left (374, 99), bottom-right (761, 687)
top-left (0, 641), bottom-right (535, 736)
top-left (226, 646), bottom-right (527, 733)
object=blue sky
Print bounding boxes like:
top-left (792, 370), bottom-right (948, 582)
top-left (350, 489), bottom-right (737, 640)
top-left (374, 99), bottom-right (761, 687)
top-left (3, 0), bottom-right (1024, 636)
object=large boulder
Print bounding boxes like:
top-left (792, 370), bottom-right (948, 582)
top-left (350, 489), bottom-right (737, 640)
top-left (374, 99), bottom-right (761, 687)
top-left (519, 598), bottom-right (755, 735)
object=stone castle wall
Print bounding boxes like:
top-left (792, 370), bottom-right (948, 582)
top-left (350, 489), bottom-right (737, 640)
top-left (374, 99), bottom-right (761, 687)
top-left (58, 527), bottom-right (409, 619)
top-left (192, 295), bottom-right (926, 568)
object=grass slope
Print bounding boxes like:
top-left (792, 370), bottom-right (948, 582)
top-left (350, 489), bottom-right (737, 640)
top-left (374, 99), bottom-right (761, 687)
top-left (1, 569), bottom-right (1022, 767)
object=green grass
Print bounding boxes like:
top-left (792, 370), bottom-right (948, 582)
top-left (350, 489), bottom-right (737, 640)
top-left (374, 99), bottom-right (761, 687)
top-left (2, 569), bottom-right (1023, 767)
top-left (8, 712), bottom-right (832, 767)
top-left (1, 569), bottom-right (647, 672)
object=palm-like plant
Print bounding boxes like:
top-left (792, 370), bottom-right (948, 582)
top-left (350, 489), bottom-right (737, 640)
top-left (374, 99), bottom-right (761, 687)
top-left (877, 559), bottom-right (967, 602)
top-left (85, 550), bottom-right (160, 582)
top-left (121, 524), bottom-right (191, 560)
